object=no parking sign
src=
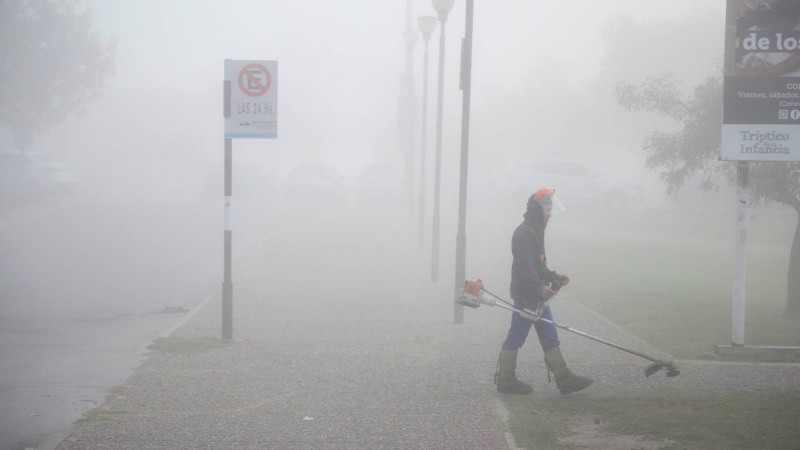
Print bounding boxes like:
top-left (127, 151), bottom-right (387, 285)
top-left (224, 59), bottom-right (277, 139)
top-left (221, 59), bottom-right (278, 340)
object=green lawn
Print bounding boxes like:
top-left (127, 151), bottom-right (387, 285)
top-left (547, 206), bottom-right (800, 359)
top-left (475, 205), bottom-right (800, 449)
top-left (504, 393), bottom-right (800, 449)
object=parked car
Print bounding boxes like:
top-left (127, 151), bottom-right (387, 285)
top-left (356, 163), bottom-right (403, 205)
top-left (283, 163), bottom-right (342, 201)
top-left (0, 150), bottom-right (79, 197)
top-left (502, 158), bottom-right (643, 209)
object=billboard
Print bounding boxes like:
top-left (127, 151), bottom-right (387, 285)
top-left (722, 0), bottom-right (800, 161)
top-left (224, 60), bottom-right (278, 139)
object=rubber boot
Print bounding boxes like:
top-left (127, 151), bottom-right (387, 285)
top-left (495, 349), bottom-right (533, 394)
top-left (544, 347), bottom-right (594, 395)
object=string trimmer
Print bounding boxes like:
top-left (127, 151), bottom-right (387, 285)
top-left (457, 279), bottom-right (680, 378)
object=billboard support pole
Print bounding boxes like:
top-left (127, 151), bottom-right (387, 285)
top-left (732, 161), bottom-right (749, 346)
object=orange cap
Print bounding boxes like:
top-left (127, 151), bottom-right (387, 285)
top-left (532, 187), bottom-right (555, 201)
top-left (531, 187), bottom-right (567, 216)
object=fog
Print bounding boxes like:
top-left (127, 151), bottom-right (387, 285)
top-left (27, 0), bottom-right (726, 202)
top-left (2, 1), bottom-right (744, 447)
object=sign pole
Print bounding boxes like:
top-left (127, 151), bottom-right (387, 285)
top-left (222, 77), bottom-right (233, 341)
top-left (222, 59), bottom-right (277, 340)
top-left (223, 137), bottom-right (233, 340)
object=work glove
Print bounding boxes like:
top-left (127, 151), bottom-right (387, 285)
top-left (540, 285), bottom-right (558, 301)
top-left (555, 273), bottom-right (570, 288)
top-left (521, 298), bottom-right (535, 309)
top-left (522, 295), bottom-right (543, 310)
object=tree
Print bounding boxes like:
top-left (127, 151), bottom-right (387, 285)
top-left (616, 71), bottom-right (800, 319)
top-left (0, 0), bottom-right (115, 150)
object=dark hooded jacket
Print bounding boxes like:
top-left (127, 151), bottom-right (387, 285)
top-left (510, 197), bottom-right (559, 304)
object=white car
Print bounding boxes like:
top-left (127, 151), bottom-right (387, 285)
top-left (503, 159), bottom-right (643, 209)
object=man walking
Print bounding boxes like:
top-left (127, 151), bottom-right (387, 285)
top-left (495, 187), bottom-right (594, 395)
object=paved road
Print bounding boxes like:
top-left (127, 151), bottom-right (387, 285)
top-left (0, 195), bottom-right (270, 450)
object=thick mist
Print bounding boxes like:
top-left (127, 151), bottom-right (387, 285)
top-left (28, 0), bottom-right (727, 211)
top-left (4, 1), bottom-right (769, 448)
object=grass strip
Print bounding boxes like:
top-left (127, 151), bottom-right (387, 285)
top-left (527, 207), bottom-right (800, 360)
top-left (147, 336), bottom-right (225, 355)
top-left (504, 393), bottom-right (800, 449)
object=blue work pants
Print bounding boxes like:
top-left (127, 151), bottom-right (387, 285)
top-left (501, 297), bottom-right (560, 352)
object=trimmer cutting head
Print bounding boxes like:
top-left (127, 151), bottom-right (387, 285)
top-left (644, 361), bottom-right (681, 378)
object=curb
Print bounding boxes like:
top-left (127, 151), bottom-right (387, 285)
top-left (495, 397), bottom-right (523, 450)
top-left (714, 344), bottom-right (800, 360)
top-left (134, 238), bottom-right (268, 355)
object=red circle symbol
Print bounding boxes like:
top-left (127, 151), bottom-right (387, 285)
top-left (237, 63), bottom-right (272, 97)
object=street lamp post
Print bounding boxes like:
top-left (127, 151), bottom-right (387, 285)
top-left (453, 0), bottom-right (475, 324)
top-left (403, 1), bottom-right (419, 221)
top-left (417, 15), bottom-right (437, 246)
top-left (431, 0), bottom-right (454, 282)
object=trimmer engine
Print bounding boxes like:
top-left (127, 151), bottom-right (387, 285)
top-left (457, 279), bottom-right (495, 308)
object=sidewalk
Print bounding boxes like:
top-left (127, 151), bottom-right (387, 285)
top-left (55, 206), bottom-right (800, 449)
top-left (57, 208), bottom-right (516, 449)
